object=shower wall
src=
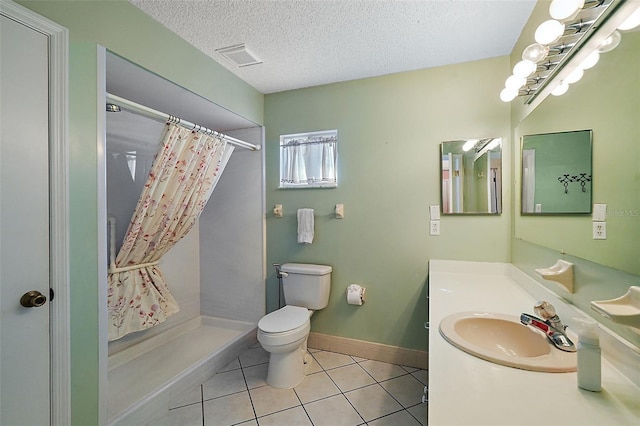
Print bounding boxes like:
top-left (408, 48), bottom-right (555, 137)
top-left (200, 127), bottom-right (266, 323)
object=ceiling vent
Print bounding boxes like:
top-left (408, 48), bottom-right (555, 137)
top-left (215, 44), bottom-right (262, 67)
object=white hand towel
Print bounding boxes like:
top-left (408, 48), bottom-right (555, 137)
top-left (297, 208), bottom-right (315, 244)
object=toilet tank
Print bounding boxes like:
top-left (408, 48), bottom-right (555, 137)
top-left (281, 263), bottom-right (332, 310)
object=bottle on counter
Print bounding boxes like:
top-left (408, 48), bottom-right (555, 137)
top-left (574, 317), bottom-right (601, 392)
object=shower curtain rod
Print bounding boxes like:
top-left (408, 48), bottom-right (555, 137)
top-left (106, 93), bottom-right (261, 151)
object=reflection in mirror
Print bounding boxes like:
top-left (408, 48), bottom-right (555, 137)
top-left (521, 130), bottom-right (592, 215)
top-left (441, 138), bottom-right (502, 215)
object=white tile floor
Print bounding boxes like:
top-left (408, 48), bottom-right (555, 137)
top-left (161, 345), bottom-right (428, 426)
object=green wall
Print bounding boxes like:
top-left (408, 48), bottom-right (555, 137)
top-left (16, 1), bottom-right (264, 425)
top-left (264, 57), bottom-right (512, 351)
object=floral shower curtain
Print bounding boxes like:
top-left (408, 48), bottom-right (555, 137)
top-left (107, 123), bottom-right (233, 340)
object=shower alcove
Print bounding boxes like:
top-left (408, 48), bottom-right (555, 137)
top-left (102, 51), bottom-right (265, 425)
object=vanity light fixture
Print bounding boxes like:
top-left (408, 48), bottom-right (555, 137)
top-left (500, 0), bottom-right (640, 104)
top-left (535, 19), bottom-right (567, 45)
top-left (485, 138), bottom-right (501, 151)
top-left (513, 59), bottom-right (538, 78)
top-left (549, 0), bottom-right (585, 21)
top-left (597, 30), bottom-right (622, 52)
top-left (618, 5), bottom-right (640, 30)
top-left (551, 81), bottom-right (569, 96)
top-left (462, 139), bottom-right (478, 152)
top-left (563, 67), bottom-right (582, 85)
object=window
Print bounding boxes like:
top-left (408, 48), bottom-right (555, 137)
top-left (279, 130), bottom-right (338, 188)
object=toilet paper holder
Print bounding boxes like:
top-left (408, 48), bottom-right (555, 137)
top-left (346, 284), bottom-right (366, 305)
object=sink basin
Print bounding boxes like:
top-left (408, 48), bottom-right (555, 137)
top-left (439, 312), bottom-right (576, 372)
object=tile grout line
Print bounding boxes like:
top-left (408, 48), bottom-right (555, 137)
top-left (310, 352), bottom-right (368, 425)
top-left (239, 357), bottom-right (260, 425)
top-left (292, 384), bottom-right (315, 426)
top-left (200, 384), bottom-right (205, 426)
top-left (314, 351), bottom-right (427, 425)
top-left (196, 349), bottom-right (426, 426)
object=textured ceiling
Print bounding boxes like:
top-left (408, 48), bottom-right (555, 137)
top-left (130, 0), bottom-right (536, 94)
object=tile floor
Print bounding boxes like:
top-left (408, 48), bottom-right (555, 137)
top-left (161, 344), bottom-right (428, 426)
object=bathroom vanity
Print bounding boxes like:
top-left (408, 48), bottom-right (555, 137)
top-left (428, 260), bottom-right (639, 426)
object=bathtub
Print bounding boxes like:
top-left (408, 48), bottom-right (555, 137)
top-left (107, 315), bottom-right (257, 425)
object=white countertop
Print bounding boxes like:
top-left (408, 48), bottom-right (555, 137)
top-left (428, 260), bottom-right (640, 426)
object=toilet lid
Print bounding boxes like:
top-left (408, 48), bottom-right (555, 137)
top-left (258, 305), bottom-right (309, 334)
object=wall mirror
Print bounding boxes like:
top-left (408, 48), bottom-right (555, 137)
top-left (440, 138), bottom-right (502, 214)
top-left (515, 28), bottom-right (639, 276)
top-left (521, 130), bottom-right (592, 214)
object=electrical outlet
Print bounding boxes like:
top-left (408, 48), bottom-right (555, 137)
top-left (430, 220), bottom-right (440, 236)
top-left (593, 222), bottom-right (606, 240)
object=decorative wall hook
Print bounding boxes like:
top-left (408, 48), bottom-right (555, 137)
top-left (575, 173), bottom-right (591, 192)
top-left (557, 172), bottom-right (592, 194)
top-left (558, 174), bottom-right (572, 193)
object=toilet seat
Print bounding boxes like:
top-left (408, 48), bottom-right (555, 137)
top-left (258, 305), bottom-right (310, 334)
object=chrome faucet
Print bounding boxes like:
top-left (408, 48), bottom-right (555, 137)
top-left (520, 301), bottom-right (576, 352)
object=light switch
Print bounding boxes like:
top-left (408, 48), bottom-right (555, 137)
top-left (430, 205), bottom-right (440, 220)
top-left (593, 203), bottom-right (607, 221)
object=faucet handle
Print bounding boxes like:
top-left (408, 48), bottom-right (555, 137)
top-left (534, 301), bottom-right (556, 320)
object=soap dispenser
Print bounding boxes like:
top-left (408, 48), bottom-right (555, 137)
top-left (575, 317), bottom-right (601, 392)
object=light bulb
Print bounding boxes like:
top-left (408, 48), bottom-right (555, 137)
top-left (522, 43), bottom-right (550, 63)
top-left (535, 20), bottom-right (565, 45)
top-left (513, 60), bottom-right (537, 78)
top-left (580, 50), bottom-right (600, 70)
top-left (486, 139), bottom-right (501, 150)
top-left (618, 6), bottom-right (640, 31)
top-left (598, 30), bottom-right (622, 53)
top-left (551, 81), bottom-right (569, 96)
top-left (500, 87), bottom-right (518, 103)
top-left (462, 139), bottom-right (478, 152)
top-left (505, 75), bottom-right (526, 90)
top-left (565, 67), bottom-right (584, 84)
top-left (549, 0), bottom-right (584, 21)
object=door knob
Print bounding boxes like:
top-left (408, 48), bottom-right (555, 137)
top-left (20, 290), bottom-right (47, 308)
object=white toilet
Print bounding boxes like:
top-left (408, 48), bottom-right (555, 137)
top-left (257, 263), bottom-right (332, 388)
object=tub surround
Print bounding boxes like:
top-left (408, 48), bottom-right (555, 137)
top-left (108, 316), bottom-right (256, 425)
top-left (429, 260), bottom-right (639, 426)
